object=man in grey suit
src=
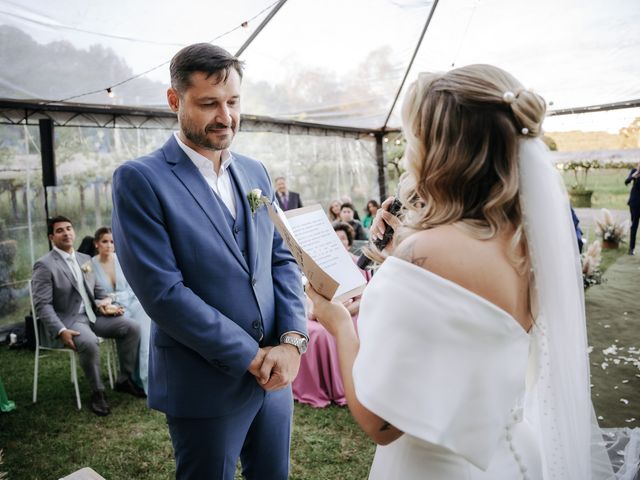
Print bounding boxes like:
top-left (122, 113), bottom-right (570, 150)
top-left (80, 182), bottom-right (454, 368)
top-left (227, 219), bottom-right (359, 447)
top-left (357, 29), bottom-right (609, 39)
top-left (31, 215), bottom-right (144, 415)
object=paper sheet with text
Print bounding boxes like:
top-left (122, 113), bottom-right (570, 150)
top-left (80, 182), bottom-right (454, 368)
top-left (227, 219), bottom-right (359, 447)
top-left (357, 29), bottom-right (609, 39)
top-left (267, 203), bottom-right (366, 301)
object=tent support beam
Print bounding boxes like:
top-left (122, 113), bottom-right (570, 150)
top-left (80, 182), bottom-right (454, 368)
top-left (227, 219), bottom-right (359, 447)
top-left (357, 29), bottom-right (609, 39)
top-left (235, 0), bottom-right (289, 57)
top-left (375, 133), bottom-right (388, 202)
top-left (382, 0), bottom-right (440, 130)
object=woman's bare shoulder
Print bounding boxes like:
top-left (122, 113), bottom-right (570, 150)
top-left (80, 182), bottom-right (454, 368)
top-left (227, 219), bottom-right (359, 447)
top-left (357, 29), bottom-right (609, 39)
top-left (392, 226), bottom-right (465, 273)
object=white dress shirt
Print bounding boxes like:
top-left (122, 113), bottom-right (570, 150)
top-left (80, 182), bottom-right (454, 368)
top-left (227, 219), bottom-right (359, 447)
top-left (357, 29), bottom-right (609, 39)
top-left (174, 132), bottom-right (236, 219)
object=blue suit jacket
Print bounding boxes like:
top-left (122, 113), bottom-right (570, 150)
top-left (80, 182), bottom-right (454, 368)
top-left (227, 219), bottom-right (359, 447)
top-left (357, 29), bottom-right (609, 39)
top-left (111, 135), bottom-right (306, 418)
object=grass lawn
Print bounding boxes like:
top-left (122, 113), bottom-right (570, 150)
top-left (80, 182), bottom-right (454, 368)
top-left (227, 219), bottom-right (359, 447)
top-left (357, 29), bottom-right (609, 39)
top-left (562, 168), bottom-right (632, 210)
top-left (0, 348), bottom-right (374, 480)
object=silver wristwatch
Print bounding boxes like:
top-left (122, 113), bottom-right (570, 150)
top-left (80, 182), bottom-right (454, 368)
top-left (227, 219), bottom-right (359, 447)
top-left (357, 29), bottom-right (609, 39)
top-left (281, 335), bottom-right (308, 354)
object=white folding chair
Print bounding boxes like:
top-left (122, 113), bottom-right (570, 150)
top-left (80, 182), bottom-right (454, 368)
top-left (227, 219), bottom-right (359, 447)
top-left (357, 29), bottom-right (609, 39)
top-left (29, 280), bottom-right (82, 410)
top-left (29, 281), bottom-right (120, 410)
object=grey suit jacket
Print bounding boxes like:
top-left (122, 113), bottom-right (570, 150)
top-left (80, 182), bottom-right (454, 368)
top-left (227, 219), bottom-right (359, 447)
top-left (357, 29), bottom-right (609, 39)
top-left (31, 250), bottom-right (107, 344)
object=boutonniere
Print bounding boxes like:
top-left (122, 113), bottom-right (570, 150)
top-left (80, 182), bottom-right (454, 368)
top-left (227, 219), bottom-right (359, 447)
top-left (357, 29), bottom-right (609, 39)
top-left (247, 188), bottom-right (270, 217)
top-left (80, 262), bottom-right (92, 274)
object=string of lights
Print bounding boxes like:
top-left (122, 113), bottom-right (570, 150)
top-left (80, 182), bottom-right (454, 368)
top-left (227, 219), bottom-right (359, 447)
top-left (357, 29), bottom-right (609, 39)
top-left (51, 0), bottom-right (281, 104)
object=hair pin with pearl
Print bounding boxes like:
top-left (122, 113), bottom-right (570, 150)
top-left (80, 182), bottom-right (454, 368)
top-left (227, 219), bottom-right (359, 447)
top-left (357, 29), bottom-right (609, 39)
top-left (502, 91), bottom-right (516, 104)
top-left (521, 127), bottom-right (529, 135)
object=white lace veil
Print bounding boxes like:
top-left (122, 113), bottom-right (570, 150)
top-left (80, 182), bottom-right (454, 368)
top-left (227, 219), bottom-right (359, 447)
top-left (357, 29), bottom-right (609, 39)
top-left (519, 138), bottom-right (639, 479)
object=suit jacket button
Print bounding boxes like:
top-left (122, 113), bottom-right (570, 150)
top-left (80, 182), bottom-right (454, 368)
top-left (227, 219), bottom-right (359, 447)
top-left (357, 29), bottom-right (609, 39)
top-left (252, 320), bottom-right (260, 329)
top-left (233, 226), bottom-right (240, 234)
top-left (251, 277), bottom-right (257, 286)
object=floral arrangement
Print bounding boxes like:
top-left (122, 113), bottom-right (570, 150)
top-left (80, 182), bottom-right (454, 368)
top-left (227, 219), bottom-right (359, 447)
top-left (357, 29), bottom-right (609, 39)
top-left (80, 261), bottom-right (92, 273)
top-left (594, 208), bottom-right (630, 245)
top-left (581, 240), bottom-right (604, 289)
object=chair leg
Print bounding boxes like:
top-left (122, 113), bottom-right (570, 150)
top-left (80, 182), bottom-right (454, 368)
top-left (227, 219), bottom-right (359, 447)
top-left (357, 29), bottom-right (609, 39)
top-left (70, 353), bottom-right (81, 410)
top-left (33, 349), bottom-right (39, 403)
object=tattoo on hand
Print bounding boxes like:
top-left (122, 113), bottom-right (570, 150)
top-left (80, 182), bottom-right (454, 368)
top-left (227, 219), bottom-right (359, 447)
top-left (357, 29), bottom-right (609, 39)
top-left (394, 239), bottom-right (428, 268)
top-left (379, 421), bottom-right (392, 432)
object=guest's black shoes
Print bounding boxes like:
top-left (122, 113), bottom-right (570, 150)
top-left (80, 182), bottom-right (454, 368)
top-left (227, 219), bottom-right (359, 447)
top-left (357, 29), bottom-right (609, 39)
top-left (115, 378), bottom-right (147, 398)
top-left (90, 390), bottom-right (111, 416)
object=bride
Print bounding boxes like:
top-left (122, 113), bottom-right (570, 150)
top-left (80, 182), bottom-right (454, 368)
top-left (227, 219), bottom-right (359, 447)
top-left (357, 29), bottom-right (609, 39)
top-left (307, 64), bottom-right (639, 479)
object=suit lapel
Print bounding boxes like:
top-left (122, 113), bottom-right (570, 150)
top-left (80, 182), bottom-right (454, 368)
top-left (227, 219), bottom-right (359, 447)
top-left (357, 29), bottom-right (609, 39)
top-left (163, 137), bottom-right (248, 272)
top-left (229, 160), bottom-right (257, 274)
top-left (52, 250), bottom-right (81, 293)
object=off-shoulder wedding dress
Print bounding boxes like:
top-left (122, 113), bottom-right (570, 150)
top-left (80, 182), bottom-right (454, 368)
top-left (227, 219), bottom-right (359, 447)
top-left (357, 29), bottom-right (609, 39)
top-left (352, 139), bottom-right (640, 480)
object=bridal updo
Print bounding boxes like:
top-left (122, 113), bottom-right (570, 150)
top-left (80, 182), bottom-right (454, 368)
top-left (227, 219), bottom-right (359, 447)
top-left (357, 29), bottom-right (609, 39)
top-left (395, 64), bottom-right (546, 272)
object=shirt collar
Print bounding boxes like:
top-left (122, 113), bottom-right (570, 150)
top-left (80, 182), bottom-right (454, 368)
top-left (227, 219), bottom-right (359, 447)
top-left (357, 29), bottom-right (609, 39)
top-left (174, 132), bottom-right (232, 176)
top-left (53, 245), bottom-right (75, 262)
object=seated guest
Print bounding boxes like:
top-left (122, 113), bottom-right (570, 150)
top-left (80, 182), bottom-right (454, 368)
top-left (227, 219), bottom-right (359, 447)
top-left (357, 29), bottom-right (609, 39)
top-left (327, 200), bottom-right (341, 222)
top-left (275, 176), bottom-right (303, 211)
top-left (339, 203), bottom-right (367, 240)
top-left (340, 196), bottom-right (361, 220)
top-left (362, 200), bottom-right (380, 230)
top-left (292, 222), bottom-right (371, 407)
top-left (77, 236), bottom-right (97, 257)
top-left (91, 227), bottom-right (152, 394)
top-left (31, 216), bottom-right (145, 416)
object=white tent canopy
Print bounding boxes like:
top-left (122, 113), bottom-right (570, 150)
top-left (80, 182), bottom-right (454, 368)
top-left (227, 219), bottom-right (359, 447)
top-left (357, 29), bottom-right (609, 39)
top-left (1, 0), bottom-right (639, 131)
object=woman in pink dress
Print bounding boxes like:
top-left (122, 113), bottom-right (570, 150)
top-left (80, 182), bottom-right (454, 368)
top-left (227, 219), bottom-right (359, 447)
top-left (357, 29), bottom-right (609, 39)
top-left (292, 222), bottom-right (371, 407)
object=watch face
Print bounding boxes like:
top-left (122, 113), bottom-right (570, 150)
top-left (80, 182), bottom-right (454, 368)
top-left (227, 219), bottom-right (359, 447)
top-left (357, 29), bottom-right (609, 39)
top-left (298, 339), bottom-right (308, 354)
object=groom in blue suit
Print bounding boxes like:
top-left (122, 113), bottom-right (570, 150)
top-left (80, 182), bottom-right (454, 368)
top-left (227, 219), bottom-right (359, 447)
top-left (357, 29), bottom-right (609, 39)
top-left (111, 44), bottom-right (307, 479)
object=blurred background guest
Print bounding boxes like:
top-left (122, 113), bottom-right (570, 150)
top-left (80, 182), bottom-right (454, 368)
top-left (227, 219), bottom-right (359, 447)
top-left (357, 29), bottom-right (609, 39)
top-left (362, 200), bottom-right (380, 230)
top-left (77, 235), bottom-right (97, 257)
top-left (340, 196), bottom-right (361, 220)
top-left (625, 163), bottom-right (640, 255)
top-left (327, 200), bottom-right (341, 222)
top-left (339, 203), bottom-right (367, 240)
top-left (91, 227), bottom-right (151, 394)
top-left (275, 176), bottom-right (303, 211)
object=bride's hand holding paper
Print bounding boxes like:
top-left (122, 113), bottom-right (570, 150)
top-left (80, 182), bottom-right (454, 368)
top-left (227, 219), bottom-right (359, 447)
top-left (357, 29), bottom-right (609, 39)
top-left (306, 285), bottom-right (352, 337)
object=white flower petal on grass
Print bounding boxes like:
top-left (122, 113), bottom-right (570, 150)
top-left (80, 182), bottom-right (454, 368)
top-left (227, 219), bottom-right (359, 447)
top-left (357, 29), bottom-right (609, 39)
top-left (625, 418), bottom-right (636, 423)
top-left (622, 379), bottom-right (630, 384)
top-left (620, 398), bottom-right (629, 405)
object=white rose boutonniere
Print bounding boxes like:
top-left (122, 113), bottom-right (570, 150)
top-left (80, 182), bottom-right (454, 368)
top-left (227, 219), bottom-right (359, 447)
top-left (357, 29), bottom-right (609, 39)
top-left (247, 188), bottom-right (270, 217)
top-left (80, 262), bottom-right (92, 274)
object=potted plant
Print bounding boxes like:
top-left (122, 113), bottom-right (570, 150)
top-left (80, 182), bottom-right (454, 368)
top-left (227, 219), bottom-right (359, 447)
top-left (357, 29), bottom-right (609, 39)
top-left (557, 159), bottom-right (599, 207)
top-left (594, 208), bottom-right (630, 249)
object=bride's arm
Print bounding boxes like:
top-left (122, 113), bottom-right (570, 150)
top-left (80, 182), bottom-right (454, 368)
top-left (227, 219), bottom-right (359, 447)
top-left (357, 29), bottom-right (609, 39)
top-left (307, 286), bottom-right (404, 446)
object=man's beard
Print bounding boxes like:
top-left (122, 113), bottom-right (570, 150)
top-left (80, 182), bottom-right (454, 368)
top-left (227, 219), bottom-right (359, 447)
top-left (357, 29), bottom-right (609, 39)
top-left (180, 113), bottom-right (236, 151)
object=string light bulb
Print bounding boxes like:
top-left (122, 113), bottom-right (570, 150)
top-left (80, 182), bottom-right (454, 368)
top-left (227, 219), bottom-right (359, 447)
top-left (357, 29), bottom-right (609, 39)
top-left (106, 87), bottom-right (115, 98)
top-left (383, 137), bottom-right (389, 143)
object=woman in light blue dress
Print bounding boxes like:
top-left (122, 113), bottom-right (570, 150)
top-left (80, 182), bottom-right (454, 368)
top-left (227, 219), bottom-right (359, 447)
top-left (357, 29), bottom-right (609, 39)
top-left (91, 227), bottom-right (150, 393)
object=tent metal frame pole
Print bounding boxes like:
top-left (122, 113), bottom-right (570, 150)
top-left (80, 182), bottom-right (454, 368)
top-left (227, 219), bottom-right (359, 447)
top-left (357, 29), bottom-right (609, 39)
top-left (382, 0), bottom-right (440, 130)
top-left (235, 0), bottom-right (288, 57)
top-left (375, 133), bottom-right (387, 202)
top-left (549, 99), bottom-right (640, 116)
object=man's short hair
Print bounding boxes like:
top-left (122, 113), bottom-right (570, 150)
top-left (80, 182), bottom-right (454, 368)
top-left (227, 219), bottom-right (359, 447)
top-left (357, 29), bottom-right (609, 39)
top-left (274, 176), bottom-right (286, 183)
top-left (47, 215), bottom-right (72, 236)
top-left (170, 43), bottom-right (244, 93)
top-left (340, 203), bottom-right (355, 212)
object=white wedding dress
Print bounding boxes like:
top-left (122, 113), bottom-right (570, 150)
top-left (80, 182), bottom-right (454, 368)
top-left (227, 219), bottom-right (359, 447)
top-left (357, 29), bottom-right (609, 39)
top-left (352, 139), bottom-right (640, 479)
top-left (354, 256), bottom-right (543, 479)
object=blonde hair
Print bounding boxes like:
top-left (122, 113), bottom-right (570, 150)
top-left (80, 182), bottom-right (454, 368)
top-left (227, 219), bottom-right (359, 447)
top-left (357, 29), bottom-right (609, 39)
top-left (375, 64), bottom-right (546, 272)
